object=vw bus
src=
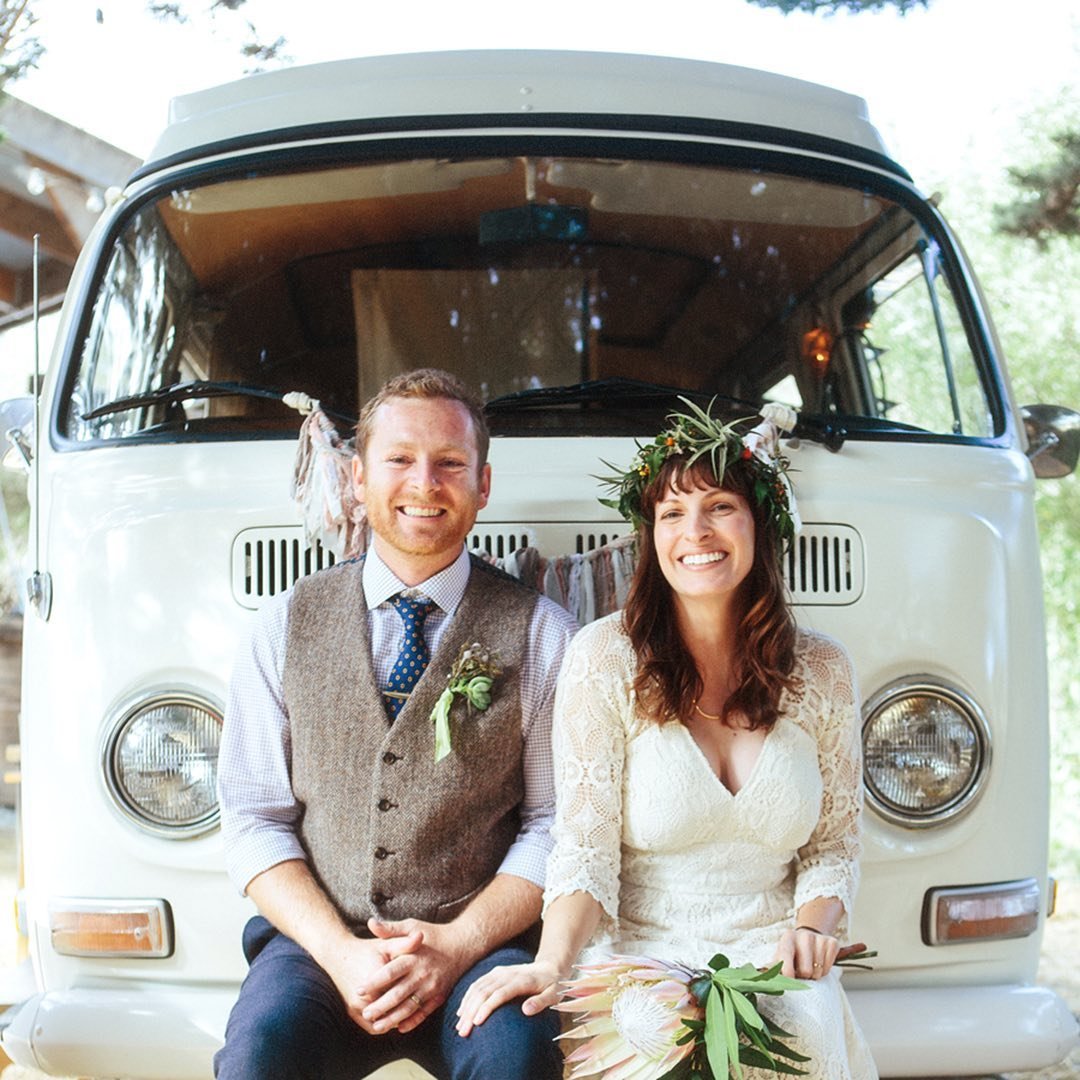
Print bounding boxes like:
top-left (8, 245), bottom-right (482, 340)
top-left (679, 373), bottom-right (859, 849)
top-left (1, 50), bottom-right (1078, 1078)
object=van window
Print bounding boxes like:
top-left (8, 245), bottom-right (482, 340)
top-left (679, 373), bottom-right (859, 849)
top-left (844, 244), bottom-right (991, 436)
top-left (62, 155), bottom-right (996, 443)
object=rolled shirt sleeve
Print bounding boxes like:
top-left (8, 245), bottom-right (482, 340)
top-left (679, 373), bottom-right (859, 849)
top-left (217, 591), bottom-right (308, 895)
top-left (496, 595), bottom-right (578, 886)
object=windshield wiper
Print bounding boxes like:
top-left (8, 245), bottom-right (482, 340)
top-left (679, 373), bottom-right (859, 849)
top-left (81, 380), bottom-right (355, 425)
top-left (484, 378), bottom-right (757, 413)
top-left (791, 415), bottom-right (848, 452)
top-left (82, 380), bottom-right (287, 420)
top-left (793, 413), bottom-right (937, 452)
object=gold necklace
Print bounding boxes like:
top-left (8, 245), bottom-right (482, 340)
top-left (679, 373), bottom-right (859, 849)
top-left (693, 701), bottom-right (723, 722)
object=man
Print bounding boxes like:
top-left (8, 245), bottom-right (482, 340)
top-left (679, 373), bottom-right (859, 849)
top-left (215, 369), bottom-right (576, 1079)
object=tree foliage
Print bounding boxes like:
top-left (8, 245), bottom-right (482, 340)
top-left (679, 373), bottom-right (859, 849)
top-left (996, 131), bottom-right (1080, 247)
top-left (147, 0), bottom-right (288, 69)
top-left (0, 0), bottom-right (42, 91)
top-left (0, 2), bottom-right (287, 84)
top-left (747, 0), bottom-right (927, 13)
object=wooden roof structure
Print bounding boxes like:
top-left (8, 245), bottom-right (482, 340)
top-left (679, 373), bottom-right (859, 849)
top-left (0, 95), bottom-right (140, 329)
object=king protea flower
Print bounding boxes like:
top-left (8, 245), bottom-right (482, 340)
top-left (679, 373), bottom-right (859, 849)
top-left (555, 955), bottom-right (703, 1080)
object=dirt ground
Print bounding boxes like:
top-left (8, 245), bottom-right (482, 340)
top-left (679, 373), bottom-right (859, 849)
top-left (1, 874), bottom-right (1076, 1079)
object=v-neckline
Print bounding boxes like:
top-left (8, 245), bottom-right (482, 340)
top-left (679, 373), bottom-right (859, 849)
top-left (678, 718), bottom-right (776, 798)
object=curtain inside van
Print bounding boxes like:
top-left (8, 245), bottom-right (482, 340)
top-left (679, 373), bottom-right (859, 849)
top-left (351, 268), bottom-right (595, 404)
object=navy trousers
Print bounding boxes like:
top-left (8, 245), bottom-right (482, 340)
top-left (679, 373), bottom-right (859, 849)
top-left (213, 917), bottom-right (563, 1080)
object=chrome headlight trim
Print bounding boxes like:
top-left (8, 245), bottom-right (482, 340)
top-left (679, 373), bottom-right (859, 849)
top-left (862, 676), bottom-right (991, 828)
top-left (101, 688), bottom-right (223, 839)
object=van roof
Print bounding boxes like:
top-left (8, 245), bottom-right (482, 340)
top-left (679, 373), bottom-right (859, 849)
top-left (147, 50), bottom-right (898, 173)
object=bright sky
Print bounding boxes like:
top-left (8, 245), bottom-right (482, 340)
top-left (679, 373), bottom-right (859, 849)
top-left (14, 0), bottom-right (1080, 188)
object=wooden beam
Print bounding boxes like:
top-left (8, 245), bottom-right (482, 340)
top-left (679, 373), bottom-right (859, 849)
top-left (0, 190), bottom-right (80, 261)
top-left (0, 267), bottom-right (16, 307)
top-left (0, 260), bottom-right (72, 318)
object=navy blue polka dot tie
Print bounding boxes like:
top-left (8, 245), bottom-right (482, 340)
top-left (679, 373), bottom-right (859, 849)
top-left (382, 594), bottom-right (435, 720)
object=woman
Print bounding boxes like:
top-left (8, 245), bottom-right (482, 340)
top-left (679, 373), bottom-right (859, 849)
top-left (456, 401), bottom-right (877, 1078)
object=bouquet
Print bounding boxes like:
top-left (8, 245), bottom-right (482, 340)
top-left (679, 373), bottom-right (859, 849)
top-left (556, 945), bottom-right (875, 1080)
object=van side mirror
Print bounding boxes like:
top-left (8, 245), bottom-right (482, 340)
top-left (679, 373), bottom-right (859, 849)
top-left (1022, 404), bottom-right (1080, 478)
top-left (0, 397), bottom-right (34, 472)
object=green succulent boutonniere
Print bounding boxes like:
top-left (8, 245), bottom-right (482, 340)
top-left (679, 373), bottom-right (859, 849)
top-left (430, 642), bottom-right (503, 762)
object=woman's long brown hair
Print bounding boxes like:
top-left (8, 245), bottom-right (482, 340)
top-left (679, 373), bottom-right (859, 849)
top-left (622, 454), bottom-right (797, 729)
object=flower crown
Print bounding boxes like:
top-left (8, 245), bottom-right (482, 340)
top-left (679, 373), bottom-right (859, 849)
top-left (597, 398), bottom-right (801, 542)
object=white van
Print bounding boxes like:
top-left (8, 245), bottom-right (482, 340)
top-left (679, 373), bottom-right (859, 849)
top-left (2, 50), bottom-right (1078, 1079)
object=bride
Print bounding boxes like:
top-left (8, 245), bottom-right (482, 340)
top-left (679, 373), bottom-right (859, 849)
top-left (455, 401), bottom-right (877, 1078)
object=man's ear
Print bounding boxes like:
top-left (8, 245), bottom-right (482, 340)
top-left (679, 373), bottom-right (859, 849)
top-left (477, 462), bottom-right (491, 511)
top-left (351, 454), bottom-right (365, 505)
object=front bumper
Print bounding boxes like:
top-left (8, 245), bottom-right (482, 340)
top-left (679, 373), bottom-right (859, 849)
top-left (0, 986), bottom-right (233, 1079)
top-left (0, 982), bottom-right (1075, 1078)
top-left (848, 983), bottom-right (1079, 1076)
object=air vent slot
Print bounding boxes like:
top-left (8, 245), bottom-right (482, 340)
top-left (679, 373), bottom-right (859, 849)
top-left (786, 524), bottom-right (864, 605)
top-left (232, 528), bottom-right (337, 609)
top-left (467, 529), bottom-right (535, 560)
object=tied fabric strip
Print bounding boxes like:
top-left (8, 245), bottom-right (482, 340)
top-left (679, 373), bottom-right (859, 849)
top-left (382, 595), bottom-right (435, 720)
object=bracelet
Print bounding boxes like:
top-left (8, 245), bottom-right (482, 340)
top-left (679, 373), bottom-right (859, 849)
top-left (795, 924), bottom-right (824, 934)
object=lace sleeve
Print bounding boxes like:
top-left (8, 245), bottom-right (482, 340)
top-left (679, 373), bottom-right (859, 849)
top-left (543, 617), bottom-right (631, 939)
top-left (791, 634), bottom-right (864, 929)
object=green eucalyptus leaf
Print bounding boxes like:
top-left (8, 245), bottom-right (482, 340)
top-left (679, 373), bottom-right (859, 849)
top-left (751, 962), bottom-right (785, 980)
top-left (727, 987), bottom-right (767, 1032)
top-left (721, 986), bottom-right (743, 1080)
top-left (763, 1059), bottom-right (811, 1076)
top-left (764, 1038), bottom-right (813, 1064)
top-left (742, 1018), bottom-right (774, 1059)
top-left (704, 981), bottom-right (729, 1079)
top-left (738, 1047), bottom-right (810, 1075)
top-left (761, 1016), bottom-right (800, 1041)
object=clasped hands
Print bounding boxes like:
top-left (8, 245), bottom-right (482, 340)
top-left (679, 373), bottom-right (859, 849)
top-left (326, 917), bottom-right (469, 1036)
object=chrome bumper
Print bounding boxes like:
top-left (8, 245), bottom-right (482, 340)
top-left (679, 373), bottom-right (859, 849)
top-left (848, 983), bottom-right (1079, 1076)
top-left (0, 986), bottom-right (233, 1079)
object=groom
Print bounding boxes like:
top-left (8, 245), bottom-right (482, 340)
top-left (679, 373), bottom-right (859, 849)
top-left (214, 368), bottom-right (575, 1078)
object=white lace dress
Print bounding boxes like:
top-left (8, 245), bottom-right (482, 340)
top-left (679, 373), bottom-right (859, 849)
top-left (545, 614), bottom-right (878, 1079)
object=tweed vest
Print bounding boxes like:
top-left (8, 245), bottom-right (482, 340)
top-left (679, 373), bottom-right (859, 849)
top-left (283, 555), bottom-right (538, 929)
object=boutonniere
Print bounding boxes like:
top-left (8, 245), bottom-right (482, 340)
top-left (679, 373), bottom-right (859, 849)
top-left (430, 642), bottom-right (503, 762)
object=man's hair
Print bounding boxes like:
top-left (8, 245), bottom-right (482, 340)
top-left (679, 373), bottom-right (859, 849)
top-left (355, 369), bottom-right (491, 467)
top-left (621, 454), bottom-right (797, 730)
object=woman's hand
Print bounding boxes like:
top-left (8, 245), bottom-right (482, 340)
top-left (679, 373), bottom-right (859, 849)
top-left (455, 959), bottom-right (563, 1037)
top-left (772, 925), bottom-right (841, 980)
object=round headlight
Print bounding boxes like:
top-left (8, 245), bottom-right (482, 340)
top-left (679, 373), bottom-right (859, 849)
top-left (862, 678), bottom-right (990, 827)
top-left (103, 691), bottom-right (223, 837)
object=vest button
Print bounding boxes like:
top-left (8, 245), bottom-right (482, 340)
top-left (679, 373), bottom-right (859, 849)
top-left (371, 891), bottom-right (390, 906)
top-left (383, 752), bottom-right (399, 764)
top-left (377, 798), bottom-right (396, 812)
top-left (374, 846), bottom-right (391, 860)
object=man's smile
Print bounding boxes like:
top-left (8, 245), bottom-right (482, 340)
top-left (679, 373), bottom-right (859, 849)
top-left (399, 506), bottom-right (446, 518)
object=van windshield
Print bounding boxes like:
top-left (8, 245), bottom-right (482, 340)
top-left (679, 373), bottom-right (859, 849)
top-left (62, 154), bottom-right (996, 443)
